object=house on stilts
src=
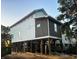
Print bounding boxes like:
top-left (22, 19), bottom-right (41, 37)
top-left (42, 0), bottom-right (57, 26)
top-left (10, 9), bottom-right (63, 55)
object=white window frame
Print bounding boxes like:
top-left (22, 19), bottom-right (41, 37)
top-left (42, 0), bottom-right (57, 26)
top-left (37, 24), bottom-right (40, 28)
top-left (54, 23), bottom-right (57, 32)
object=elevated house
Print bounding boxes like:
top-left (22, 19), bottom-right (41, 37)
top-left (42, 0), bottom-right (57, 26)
top-left (10, 9), bottom-right (63, 54)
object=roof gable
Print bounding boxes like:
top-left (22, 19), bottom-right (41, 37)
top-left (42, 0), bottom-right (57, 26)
top-left (10, 8), bottom-right (47, 28)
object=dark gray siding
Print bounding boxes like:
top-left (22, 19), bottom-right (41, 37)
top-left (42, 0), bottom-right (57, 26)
top-left (57, 24), bottom-right (62, 37)
top-left (35, 18), bottom-right (48, 37)
top-left (49, 19), bottom-right (61, 37)
top-left (49, 20), bottom-right (56, 36)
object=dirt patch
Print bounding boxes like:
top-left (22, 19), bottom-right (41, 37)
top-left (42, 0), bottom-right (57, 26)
top-left (2, 52), bottom-right (77, 59)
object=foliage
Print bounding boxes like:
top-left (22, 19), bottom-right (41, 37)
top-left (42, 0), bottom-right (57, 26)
top-left (1, 25), bottom-right (11, 56)
top-left (57, 0), bottom-right (77, 39)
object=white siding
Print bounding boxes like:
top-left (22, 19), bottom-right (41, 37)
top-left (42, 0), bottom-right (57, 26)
top-left (62, 34), bottom-right (70, 44)
top-left (10, 11), bottom-right (47, 42)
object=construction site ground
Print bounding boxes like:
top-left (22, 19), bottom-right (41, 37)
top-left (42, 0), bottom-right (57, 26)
top-left (2, 52), bottom-right (77, 59)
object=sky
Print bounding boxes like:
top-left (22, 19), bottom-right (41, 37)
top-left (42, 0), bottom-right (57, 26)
top-left (1, 0), bottom-right (61, 26)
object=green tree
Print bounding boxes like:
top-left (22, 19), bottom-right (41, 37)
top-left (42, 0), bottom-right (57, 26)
top-left (57, 0), bottom-right (77, 39)
top-left (1, 25), bottom-right (11, 56)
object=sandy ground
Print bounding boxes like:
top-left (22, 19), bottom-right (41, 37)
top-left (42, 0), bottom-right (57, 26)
top-left (2, 52), bottom-right (77, 59)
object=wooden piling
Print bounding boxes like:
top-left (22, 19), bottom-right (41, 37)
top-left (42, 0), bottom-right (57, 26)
top-left (30, 40), bottom-right (32, 52)
top-left (35, 41), bottom-right (37, 53)
top-left (48, 38), bottom-right (51, 55)
top-left (40, 39), bottom-right (43, 54)
top-left (45, 44), bottom-right (47, 55)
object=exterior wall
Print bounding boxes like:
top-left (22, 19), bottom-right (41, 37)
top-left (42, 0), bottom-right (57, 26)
top-left (35, 17), bottom-right (62, 38)
top-left (10, 16), bottom-right (35, 42)
top-left (49, 19), bottom-right (61, 38)
top-left (49, 20), bottom-right (55, 36)
top-left (35, 18), bottom-right (48, 37)
top-left (56, 24), bottom-right (62, 37)
top-left (10, 11), bottom-right (47, 43)
top-left (62, 34), bottom-right (70, 44)
top-left (62, 34), bottom-right (76, 45)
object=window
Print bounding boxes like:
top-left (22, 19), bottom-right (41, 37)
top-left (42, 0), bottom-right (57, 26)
top-left (65, 44), bottom-right (68, 47)
top-left (37, 24), bottom-right (40, 28)
top-left (54, 23), bottom-right (57, 32)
